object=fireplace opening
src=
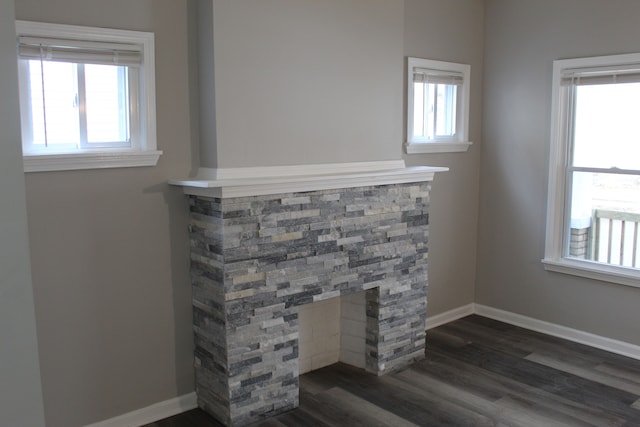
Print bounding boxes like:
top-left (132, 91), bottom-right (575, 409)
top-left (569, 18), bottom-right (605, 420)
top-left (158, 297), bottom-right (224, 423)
top-left (298, 291), bottom-right (367, 374)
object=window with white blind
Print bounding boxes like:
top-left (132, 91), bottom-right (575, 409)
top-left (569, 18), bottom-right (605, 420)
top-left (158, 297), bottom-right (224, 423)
top-left (15, 21), bottom-right (161, 172)
top-left (543, 53), bottom-right (640, 288)
top-left (405, 57), bottom-right (471, 154)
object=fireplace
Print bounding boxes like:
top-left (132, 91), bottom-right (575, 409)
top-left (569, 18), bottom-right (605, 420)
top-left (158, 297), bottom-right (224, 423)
top-left (170, 161), bottom-right (446, 426)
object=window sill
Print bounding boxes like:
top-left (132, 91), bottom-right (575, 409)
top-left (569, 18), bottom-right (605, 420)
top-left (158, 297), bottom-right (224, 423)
top-left (23, 150), bottom-right (162, 172)
top-left (542, 258), bottom-right (640, 288)
top-left (405, 141), bottom-right (472, 154)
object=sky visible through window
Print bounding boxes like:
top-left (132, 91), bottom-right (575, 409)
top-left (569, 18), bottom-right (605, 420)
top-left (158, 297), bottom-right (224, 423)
top-left (573, 82), bottom-right (640, 214)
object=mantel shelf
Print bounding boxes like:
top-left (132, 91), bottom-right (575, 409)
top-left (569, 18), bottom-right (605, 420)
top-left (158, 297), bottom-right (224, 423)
top-left (169, 162), bottom-right (448, 198)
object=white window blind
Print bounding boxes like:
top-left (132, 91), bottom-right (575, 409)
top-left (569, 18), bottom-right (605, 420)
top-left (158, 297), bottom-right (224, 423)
top-left (561, 64), bottom-right (640, 86)
top-left (17, 36), bottom-right (143, 67)
top-left (412, 68), bottom-right (464, 85)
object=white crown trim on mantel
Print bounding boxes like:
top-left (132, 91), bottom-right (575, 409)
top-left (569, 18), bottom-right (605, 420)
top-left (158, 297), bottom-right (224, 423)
top-left (197, 160), bottom-right (408, 180)
top-left (169, 160), bottom-right (448, 198)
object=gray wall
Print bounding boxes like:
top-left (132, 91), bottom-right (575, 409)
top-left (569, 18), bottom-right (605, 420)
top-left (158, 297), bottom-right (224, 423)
top-left (19, 0), bottom-right (640, 426)
top-left (207, 0), bottom-right (404, 167)
top-left (15, 0), bottom-right (196, 425)
top-left (403, 0), bottom-right (484, 316)
top-left (478, 0), bottom-right (640, 344)
top-left (0, 0), bottom-right (46, 425)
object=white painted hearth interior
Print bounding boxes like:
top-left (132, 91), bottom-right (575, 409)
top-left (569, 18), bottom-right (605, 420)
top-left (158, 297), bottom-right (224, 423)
top-left (298, 290), bottom-right (367, 374)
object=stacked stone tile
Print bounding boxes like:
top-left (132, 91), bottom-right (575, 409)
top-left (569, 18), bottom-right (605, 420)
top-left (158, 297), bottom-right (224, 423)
top-left (188, 182), bottom-right (431, 426)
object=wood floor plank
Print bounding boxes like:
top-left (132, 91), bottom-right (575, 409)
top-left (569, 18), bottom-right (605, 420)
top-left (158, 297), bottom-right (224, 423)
top-left (314, 387), bottom-right (419, 427)
top-left (293, 386), bottom-right (386, 427)
top-left (493, 395), bottom-right (594, 427)
top-left (440, 316), bottom-right (606, 370)
top-left (455, 316), bottom-right (640, 375)
top-left (309, 365), bottom-right (496, 426)
top-left (426, 328), bottom-right (640, 423)
top-left (526, 352), bottom-right (640, 396)
top-left (411, 353), bottom-right (628, 427)
top-left (596, 362), bottom-right (640, 386)
top-left (389, 368), bottom-right (564, 427)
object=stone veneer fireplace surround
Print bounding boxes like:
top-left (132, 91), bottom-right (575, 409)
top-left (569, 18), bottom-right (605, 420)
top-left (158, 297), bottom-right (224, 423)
top-left (170, 161), bottom-right (446, 426)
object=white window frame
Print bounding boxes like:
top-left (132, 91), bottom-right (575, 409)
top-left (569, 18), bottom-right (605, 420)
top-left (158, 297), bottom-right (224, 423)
top-left (405, 57), bottom-right (472, 154)
top-left (543, 52), bottom-right (640, 288)
top-left (15, 21), bottom-right (161, 172)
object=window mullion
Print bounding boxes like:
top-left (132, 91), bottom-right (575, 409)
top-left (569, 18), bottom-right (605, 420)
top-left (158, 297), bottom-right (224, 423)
top-left (432, 84), bottom-right (439, 138)
top-left (76, 64), bottom-right (88, 148)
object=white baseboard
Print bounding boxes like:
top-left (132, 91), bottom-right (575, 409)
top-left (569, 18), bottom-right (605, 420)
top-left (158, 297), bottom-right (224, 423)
top-left (474, 304), bottom-right (640, 361)
top-left (425, 303), bottom-right (475, 330)
top-left (84, 392), bottom-right (197, 427)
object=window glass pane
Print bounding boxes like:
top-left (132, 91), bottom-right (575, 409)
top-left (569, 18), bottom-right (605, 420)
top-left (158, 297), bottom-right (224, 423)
top-left (412, 82), bottom-right (457, 141)
top-left (85, 64), bottom-right (130, 144)
top-left (573, 83), bottom-right (640, 170)
top-left (568, 171), bottom-right (640, 268)
top-left (28, 60), bottom-right (80, 146)
top-left (435, 84), bottom-right (457, 137)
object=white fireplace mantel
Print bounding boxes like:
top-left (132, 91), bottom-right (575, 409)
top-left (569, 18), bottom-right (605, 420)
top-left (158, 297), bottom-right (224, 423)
top-left (169, 160), bottom-right (448, 198)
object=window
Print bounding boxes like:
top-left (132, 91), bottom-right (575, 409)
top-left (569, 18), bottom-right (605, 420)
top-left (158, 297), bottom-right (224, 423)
top-left (543, 53), bottom-right (640, 287)
top-left (15, 21), bottom-right (161, 172)
top-left (405, 57), bottom-right (471, 154)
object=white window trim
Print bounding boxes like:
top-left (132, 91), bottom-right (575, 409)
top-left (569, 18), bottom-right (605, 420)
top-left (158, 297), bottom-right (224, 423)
top-left (405, 57), bottom-right (472, 154)
top-left (542, 52), bottom-right (640, 288)
top-left (15, 20), bottom-right (161, 172)
top-left (405, 141), bottom-right (472, 154)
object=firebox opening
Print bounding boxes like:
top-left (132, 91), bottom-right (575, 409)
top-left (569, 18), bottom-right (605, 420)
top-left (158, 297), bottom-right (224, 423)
top-left (298, 291), bottom-right (367, 374)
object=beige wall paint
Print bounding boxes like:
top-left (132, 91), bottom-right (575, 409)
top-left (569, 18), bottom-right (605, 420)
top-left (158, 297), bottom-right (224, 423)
top-left (15, 0), bottom-right (195, 425)
top-left (0, 0), bottom-right (45, 425)
top-left (478, 0), bottom-right (640, 344)
top-left (403, 0), bottom-right (484, 316)
top-left (208, 0), bottom-right (405, 167)
top-left (194, 0), bottom-right (217, 169)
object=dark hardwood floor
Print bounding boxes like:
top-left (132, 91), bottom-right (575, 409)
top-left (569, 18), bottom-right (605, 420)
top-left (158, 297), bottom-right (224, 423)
top-left (145, 315), bottom-right (640, 426)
